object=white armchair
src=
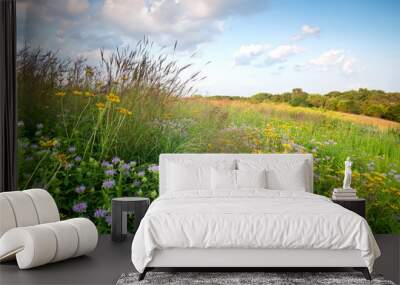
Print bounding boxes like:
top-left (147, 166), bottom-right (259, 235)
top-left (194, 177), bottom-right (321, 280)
top-left (0, 189), bottom-right (98, 269)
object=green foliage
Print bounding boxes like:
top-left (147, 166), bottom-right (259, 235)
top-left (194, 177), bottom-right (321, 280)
top-left (248, 88), bottom-right (400, 122)
top-left (18, 127), bottom-right (159, 233)
top-left (250, 93), bottom-right (273, 103)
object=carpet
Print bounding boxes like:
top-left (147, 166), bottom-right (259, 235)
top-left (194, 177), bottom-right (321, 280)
top-left (116, 271), bottom-right (396, 285)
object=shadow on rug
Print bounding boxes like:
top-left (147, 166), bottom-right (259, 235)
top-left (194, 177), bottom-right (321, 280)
top-left (116, 272), bottom-right (395, 285)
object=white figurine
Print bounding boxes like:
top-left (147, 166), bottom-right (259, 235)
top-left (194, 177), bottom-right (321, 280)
top-left (343, 157), bottom-right (352, 190)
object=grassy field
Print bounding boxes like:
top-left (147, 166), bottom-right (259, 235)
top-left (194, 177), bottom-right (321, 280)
top-left (164, 97), bottom-right (400, 234)
top-left (17, 45), bottom-right (400, 234)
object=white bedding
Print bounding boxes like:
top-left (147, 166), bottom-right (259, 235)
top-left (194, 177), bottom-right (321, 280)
top-left (131, 190), bottom-right (380, 273)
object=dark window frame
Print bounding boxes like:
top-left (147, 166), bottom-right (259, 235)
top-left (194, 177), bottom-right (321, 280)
top-left (0, 0), bottom-right (17, 192)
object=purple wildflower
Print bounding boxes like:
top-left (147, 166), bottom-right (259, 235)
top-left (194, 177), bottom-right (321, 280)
top-left (395, 174), bottom-right (400, 183)
top-left (74, 156), bottom-right (82, 162)
top-left (105, 215), bottom-right (112, 225)
top-left (121, 163), bottom-right (130, 171)
top-left (112, 156), bottom-right (120, 164)
top-left (101, 161), bottom-right (112, 168)
top-left (148, 164), bottom-right (159, 172)
top-left (102, 179), bottom-right (115, 189)
top-left (137, 171), bottom-right (145, 177)
top-left (68, 146), bottom-right (76, 153)
top-left (72, 202), bottom-right (87, 213)
top-left (104, 169), bottom-right (116, 176)
top-left (94, 208), bottom-right (108, 218)
top-left (75, 185), bottom-right (86, 193)
top-left (31, 143), bottom-right (38, 149)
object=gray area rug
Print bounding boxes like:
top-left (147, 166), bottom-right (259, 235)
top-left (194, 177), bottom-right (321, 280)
top-left (116, 272), bottom-right (395, 285)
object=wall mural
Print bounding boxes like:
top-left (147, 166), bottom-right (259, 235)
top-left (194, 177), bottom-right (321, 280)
top-left (16, 0), bottom-right (399, 234)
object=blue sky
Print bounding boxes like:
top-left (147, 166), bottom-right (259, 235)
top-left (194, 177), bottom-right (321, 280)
top-left (17, 0), bottom-right (400, 96)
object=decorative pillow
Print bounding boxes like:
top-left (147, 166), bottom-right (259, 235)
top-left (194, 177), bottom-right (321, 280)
top-left (167, 162), bottom-right (211, 191)
top-left (236, 169), bottom-right (267, 189)
top-left (166, 159), bottom-right (236, 192)
top-left (238, 159), bottom-right (309, 191)
top-left (211, 168), bottom-right (236, 190)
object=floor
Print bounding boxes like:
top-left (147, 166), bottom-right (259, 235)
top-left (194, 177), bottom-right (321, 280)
top-left (0, 235), bottom-right (135, 285)
top-left (0, 234), bottom-right (398, 285)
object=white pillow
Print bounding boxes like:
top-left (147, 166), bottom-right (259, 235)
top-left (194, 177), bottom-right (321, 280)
top-left (167, 162), bottom-right (211, 191)
top-left (236, 169), bottom-right (267, 189)
top-left (166, 159), bottom-right (236, 192)
top-left (238, 159), bottom-right (309, 191)
top-left (211, 168), bottom-right (236, 190)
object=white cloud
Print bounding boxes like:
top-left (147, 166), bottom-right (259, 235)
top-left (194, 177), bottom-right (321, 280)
top-left (18, 0), bottom-right (269, 56)
top-left (310, 49), bottom-right (357, 74)
top-left (234, 43), bottom-right (304, 67)
top-left (341, 57), bottom-right (356, 74)
top-left (302, 24), bottom-right (320, 35)
top-left (234, 43), bottom-right (271, 65)
top-left (267, 44), bottom-right (303, 60)
top-left (292, 24), bottom-right (320, 41)
top-left (101, 0), bottom-right (269, 49)
top-left (18, 0), bottom-right (91, 21)
top-left (67, 0), bottom-right (90, 15)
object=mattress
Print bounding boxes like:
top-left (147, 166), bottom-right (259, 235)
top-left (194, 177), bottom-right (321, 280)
top-left (131, 190), bottom-right (380, 273)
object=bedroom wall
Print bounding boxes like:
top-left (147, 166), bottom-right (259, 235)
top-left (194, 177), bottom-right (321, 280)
top-left (15, 0), bottom-right (400, 234)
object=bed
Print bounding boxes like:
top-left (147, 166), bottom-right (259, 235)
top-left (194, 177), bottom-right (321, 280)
top-left (131, 154), bottom-right (380, 280)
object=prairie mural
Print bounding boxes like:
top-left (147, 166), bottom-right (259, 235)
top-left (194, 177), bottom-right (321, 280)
top-left (16, 0), bottom-right (400, 234)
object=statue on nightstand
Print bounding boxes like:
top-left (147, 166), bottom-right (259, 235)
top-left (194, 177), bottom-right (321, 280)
top-left (343, 157), bottom-right (353, 190)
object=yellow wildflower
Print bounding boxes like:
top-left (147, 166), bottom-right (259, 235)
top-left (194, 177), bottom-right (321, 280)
top-left (117, 108), bottom-right (133, 116)
top-left (39, 138), bottom-right (58, 148)
top-left (282, 143), bottom-right (292, 153)
top-left (72, 90), bottom-right (82, 96)
top-left (84, 91), bottom-right (95, 98)
top-left (163, 112), bottom-right (172, 119)
top-left (55, 91), bottom-right (66, 97)
top-left (106, 93), bottom-right (120, 103)
top-left (55, 153), bottom-right (68, 165)
top-left (96, 102), bottom-right (106, 110)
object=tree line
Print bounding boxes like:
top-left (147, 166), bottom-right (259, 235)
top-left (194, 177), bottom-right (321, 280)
top-left (204, 88), bottom-right (400, 122)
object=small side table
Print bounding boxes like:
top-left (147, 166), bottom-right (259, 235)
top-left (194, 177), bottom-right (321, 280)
top-left (111, 197), bottom-right (150, 242)
top-left (332, 198), bottom-right (366, 218)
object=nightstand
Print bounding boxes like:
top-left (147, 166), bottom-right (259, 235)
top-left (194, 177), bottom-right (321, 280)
top-left (111, 197), bottom-right (150, 242)
top-left (332, 198), bottom-right (366, 218)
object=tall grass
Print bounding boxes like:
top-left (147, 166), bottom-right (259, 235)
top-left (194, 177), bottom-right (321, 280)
top-left (17, 41), bottom-right (201, 233)
top-left (17, 40), bottom-right (202, 163)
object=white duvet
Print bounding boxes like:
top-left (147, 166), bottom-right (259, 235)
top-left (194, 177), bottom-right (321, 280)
top-left (131, 190), bottom-right (380, 273)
